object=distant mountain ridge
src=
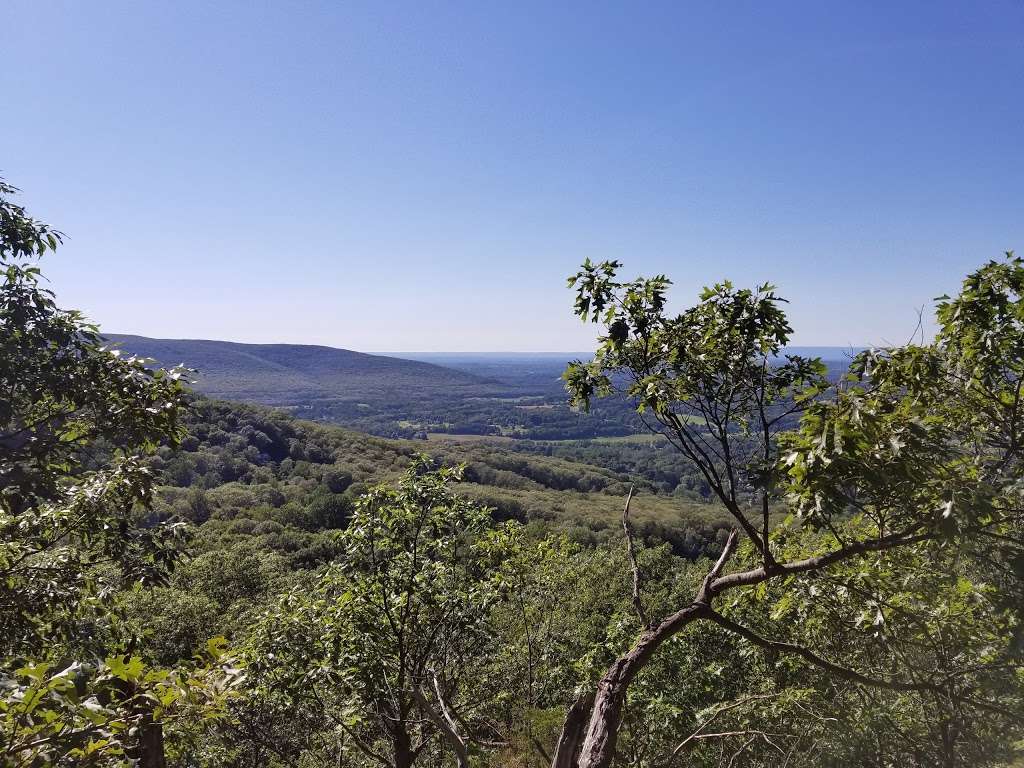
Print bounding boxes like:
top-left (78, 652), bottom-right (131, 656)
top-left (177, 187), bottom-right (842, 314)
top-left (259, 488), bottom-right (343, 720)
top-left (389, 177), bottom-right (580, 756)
top-left (102, 335), bottom-right (867, 441)
top-left (103, 334), bottom-right (503, 403)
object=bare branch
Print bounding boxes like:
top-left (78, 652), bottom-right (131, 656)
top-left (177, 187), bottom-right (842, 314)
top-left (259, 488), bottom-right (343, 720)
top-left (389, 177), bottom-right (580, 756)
top-left (727, 735), bottom-right (757, 768)
top-left (669, 693), bottom-right (784, 759)
top-left (697, 529), bottom-right (739, 603)
top-left (336, 722), bottom-right (392, 768)
top-left (411, 681), bottom-right (469, 768)
top-left (692, 730), bottom-right (792, 753)
top-left (429, 670), bottom-right (469, 749)
top-left (620, 485), bottom-right (648, 626)
top-left (530, 735), bottom-right (552, 765)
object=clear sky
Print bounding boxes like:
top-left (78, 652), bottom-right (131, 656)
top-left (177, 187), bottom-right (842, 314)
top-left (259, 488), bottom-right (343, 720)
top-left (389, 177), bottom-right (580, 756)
top-left (4, 1), bottom-right (1023, 352)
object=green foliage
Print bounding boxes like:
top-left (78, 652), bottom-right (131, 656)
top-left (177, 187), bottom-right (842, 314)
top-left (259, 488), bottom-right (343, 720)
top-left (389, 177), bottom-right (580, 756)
top-left (8, 168), bottom-right (1024, 766)
top-left (565, 260), bottom-right (826, 422)
top-left (232, 460), bottom-right (522, 766)
top-left (149, 396), bottom-right (733, 570)
top-left (1, 642), bottom-right (242, 768)
top-left (560, 256), bottom-right (1024, 768)
top-left (0, 179), bottom-right (240, 766)
top-left (781, 253), bottom-right (1024, 539)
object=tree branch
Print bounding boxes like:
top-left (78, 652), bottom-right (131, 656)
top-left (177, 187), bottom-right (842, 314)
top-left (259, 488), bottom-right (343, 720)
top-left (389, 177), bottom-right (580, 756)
top-left (705, 610), bottom-right (942, 693)
top-left (669, 693), bottom-right (784, 759)
top-left (620, 485), bottom-right (648, 626)
top-left (708, 528), bottom-right (933, 595)
top-left (411, 672), bottom-right (470, 768)
top-left (697, 529), bottom-right (739, 603)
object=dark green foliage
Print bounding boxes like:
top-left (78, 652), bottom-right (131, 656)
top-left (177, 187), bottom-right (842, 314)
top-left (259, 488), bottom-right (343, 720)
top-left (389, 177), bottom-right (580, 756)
top-left (0, 179), bottom-right (240, 766)
top-left (0, 178), bottom-right (191, 655)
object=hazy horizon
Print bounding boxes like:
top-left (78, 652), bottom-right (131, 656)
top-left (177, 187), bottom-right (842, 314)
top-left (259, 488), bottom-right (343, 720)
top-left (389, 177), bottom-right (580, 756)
top-left (105, 331), bottom-right (866, 361)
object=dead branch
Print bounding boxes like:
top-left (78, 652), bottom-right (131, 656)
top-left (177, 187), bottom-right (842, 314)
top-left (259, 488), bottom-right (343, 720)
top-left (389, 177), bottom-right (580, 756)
top-left (620, 485), bottom-right (648, 626)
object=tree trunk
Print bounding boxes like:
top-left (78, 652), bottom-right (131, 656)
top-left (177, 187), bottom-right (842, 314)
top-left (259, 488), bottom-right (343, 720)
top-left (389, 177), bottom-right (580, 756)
top-left (559, 530), bottom-right (737, 768)
top-left (394, 726), bottom-right (414, 768)
top-left (138, 716), bottom-right (166, 768)
top-left (575, 604), bottom-right (706, 768)
top-left (550, 690), bottom-right (595, 768)
top-left (412, 686), bottom-right (469, 768)
top-left (115, 678), bottom-right (165, 768)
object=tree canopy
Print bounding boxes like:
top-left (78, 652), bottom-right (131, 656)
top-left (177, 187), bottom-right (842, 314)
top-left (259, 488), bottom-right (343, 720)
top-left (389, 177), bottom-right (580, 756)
top-left (555, 255), bottom-right (1024, 768)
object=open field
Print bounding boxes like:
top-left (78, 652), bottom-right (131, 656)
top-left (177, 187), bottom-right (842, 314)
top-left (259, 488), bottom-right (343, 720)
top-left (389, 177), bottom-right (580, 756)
top-left (426, 432), bottom-right (517, 443)
top-left (426, 431), bottom-right (671, 445)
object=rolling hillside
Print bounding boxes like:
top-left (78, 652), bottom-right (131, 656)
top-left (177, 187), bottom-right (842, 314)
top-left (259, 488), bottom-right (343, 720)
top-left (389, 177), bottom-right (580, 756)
top-left (154, 397), bottom-right (733, 565)
top-left (103, 336), bottom-right (864, 441)
top-left (104, 334), bottom-right (504, 403)
top-left (102, 335), bottom-right (642, 439)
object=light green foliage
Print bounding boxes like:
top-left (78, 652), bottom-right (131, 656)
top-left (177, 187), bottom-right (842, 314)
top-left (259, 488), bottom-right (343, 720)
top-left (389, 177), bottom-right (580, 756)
top-left (229, 459), bottom-right (523, 767)
top-left (1, 641), bottom-right (242, 768)
top-left (769, 535), bottom-right (1016, 765)
top-left (782, 253), bottom-right (1024, 539)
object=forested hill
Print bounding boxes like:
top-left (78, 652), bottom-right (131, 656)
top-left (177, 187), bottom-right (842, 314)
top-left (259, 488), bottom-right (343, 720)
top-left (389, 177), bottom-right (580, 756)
top-left (104, 334), bottom-right (504, 402)
top-left (151, 396), bottom-right (733, 566)
top-left (103, 336), bottom-right (866, 441)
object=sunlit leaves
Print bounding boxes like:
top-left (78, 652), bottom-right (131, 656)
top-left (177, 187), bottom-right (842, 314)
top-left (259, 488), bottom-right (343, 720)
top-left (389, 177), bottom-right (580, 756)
top-left (564, 254), bottom-right (1024, 765)
top-left (239, 459), bottom-right (522, 766)
top-left (1, 642), bottom-right (243, 767)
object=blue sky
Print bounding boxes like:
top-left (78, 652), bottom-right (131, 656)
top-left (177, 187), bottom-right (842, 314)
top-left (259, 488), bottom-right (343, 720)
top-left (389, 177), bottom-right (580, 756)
top-left (4, 1), bottom-right (1022, 352)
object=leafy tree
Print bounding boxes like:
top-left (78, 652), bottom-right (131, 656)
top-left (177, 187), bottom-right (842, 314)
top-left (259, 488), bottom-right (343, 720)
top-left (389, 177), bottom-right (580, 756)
top-left (555, 256), bottom-right (1024, 768)
top-left (322, 465), bottom-right (354, 494)
top-left (306, 490), bottom-right (353, 529)
top-left (234, 459), bottom-right (520, 768)
top-left (0, 179), bottom-right (240, 766)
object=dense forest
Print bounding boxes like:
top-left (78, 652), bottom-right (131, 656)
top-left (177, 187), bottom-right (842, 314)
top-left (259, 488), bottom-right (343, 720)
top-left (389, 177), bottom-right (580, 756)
top-left (147, 396), bottom-right (733, 568)
top-left (5, 178), bottom-right (1024, 768)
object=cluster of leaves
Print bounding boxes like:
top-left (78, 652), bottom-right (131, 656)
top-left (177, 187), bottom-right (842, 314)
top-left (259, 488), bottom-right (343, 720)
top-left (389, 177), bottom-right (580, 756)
top-left (1, 641), bottom-right (242, 767)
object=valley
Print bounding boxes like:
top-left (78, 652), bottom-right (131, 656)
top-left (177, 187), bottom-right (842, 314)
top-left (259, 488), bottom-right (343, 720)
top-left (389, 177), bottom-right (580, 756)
top-left (107, 333), bottom-right (860, 441)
